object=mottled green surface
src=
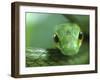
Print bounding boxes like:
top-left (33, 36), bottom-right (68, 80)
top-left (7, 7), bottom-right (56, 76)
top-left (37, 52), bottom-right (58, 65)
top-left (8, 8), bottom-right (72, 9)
top-left (25, 13), bottom-right (89, 67)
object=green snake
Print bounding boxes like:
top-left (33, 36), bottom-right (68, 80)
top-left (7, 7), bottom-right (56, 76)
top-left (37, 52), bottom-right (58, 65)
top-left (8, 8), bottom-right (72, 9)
top-left (26, 23), bottom-right (89, 67)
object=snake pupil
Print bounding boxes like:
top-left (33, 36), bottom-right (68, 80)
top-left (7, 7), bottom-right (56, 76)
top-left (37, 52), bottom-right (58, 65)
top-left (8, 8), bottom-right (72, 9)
top-left (78, 32), bottom-right (83, 40)
top-left (54, 34), bottom-right (59, 43)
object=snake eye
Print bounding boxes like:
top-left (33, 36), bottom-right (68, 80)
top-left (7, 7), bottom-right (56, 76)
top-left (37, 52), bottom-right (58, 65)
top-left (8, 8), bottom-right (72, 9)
top-left (78, 32), bottom-right (83, 40)
top-left (53, 34), bottom-right (59, 43)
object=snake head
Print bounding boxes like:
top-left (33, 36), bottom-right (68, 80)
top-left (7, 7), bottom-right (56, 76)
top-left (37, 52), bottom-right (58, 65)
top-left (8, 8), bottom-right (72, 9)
top-left (53, 23), bottom-right (83, 56)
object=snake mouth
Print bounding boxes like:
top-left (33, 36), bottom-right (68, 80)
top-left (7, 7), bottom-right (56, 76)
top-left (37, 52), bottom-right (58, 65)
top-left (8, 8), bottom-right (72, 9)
top-left (59, 43), bottom-right (79, 56)
top-left (61, 48), bottom-right (79, 56)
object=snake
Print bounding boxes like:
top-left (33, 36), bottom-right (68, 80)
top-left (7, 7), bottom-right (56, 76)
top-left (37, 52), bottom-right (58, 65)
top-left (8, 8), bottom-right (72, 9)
top-left (26, 23), bottom-right (89, 67)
